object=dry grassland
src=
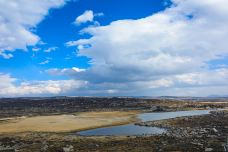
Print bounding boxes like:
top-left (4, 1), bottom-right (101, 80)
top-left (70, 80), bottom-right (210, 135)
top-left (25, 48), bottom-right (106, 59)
top-left (0, 111), bottom-right (138, 134)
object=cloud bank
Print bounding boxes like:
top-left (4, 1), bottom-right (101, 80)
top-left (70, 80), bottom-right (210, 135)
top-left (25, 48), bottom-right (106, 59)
top-left (0, 73), bottom-right (87, 97)
top-left (64, 0), bottom-right (228, 96)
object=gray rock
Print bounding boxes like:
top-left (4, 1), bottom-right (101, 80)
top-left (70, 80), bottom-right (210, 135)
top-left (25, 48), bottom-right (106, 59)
top-left (205, 147), bottom-right (213, 152)
top-left (63, 145), bottom-right (74, 152)
top-left (212, 128), bottom-right (218, 133)
top-left (41, 144), bottom-right (48, 151)
top-left (0, 146), bottom-right (15, 152)
top-left (150, 106), bottom-right (166, 112)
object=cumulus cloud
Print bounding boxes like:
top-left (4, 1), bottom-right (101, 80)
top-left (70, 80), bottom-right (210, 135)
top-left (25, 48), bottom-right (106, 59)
top-left (63, 0), bottom-right (228, 96)
top-left (0, 0), bottom-right (68, 59)
top-left (74, 10), bottom-right (104, 25)
top-left (0, 73), bottom-right (87, 97)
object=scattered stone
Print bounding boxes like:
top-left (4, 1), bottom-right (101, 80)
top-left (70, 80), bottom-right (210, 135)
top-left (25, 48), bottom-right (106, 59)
top-left (41, 144), bottom-right (48, 151)
top-left (191, 142), bottom-right (203, 146)
top-left (63, 145), bottom-right (74, 152)
top-left (0, 145), bottom-right (15, 152)
top-left (205, 147), bottom-right (213, 152)
top-left (212, 128), bottom-right (218, 133)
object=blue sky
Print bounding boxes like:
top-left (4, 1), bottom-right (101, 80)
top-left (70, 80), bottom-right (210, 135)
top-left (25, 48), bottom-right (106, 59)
top-left (0, 0), bottom-right (228, 97)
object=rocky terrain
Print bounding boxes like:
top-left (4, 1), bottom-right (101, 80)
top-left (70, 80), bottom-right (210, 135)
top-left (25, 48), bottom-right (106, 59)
top-left (0, 97), bottom-right (228, 152)
top-left (136, 110), bottom-right (228, 152)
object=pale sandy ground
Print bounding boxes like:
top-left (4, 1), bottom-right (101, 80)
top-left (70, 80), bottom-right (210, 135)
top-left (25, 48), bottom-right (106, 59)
top-left (0, 111), bottom-right (138, 134)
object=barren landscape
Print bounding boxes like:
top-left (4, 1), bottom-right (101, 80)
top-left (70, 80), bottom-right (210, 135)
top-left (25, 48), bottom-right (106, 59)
top-left (1, 0), bottom-right (228, 151)
top-left (0, 97), bottom-right (228, 152)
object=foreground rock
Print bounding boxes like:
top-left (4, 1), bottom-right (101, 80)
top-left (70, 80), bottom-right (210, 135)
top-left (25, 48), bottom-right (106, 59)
top-left (136, 110), bottom-right (228, 151)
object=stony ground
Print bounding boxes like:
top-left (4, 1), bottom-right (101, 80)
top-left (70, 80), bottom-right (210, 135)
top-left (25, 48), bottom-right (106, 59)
top-left (0, 111), bottom-right (227, 151)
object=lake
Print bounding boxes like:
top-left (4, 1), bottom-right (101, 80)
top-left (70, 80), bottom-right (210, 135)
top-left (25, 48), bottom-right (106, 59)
top-left (77, 110), bottom-right (211, 136)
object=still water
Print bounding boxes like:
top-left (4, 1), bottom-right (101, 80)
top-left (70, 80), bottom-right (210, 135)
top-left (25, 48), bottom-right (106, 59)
top-left (77, 110), bottom-right (211, 136)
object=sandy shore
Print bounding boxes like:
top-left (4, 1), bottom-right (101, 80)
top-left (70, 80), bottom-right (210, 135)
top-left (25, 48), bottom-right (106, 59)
top-left (0, 111), bottom-right (138, 134)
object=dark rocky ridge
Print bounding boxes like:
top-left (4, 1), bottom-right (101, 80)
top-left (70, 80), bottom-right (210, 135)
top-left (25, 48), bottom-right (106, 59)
top-left (1, 97), bottom-right (227, 118)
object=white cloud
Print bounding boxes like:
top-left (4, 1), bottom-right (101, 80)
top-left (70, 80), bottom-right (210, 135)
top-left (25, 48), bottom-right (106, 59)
top-left (46, 67), bottom-right (86, 76)
top-left (74, 10), bottom-right (104, 25)
top-left (0, 52), bottom-right (13, 59)
top-left (75, 10), bottom-right (94, 25)
top-left (39, 60), bottom-right (50, 65)
top-left (175, 69), bottom-right (228, 86)
top-left (0, 73), bottom-right (87, 97)
top-left (44, 47), bottom-right (58, 53)
top-left (0, 73), bottom-right (17, 88)
top-left (64, 0), bottom-right (228, 96)
top-left (32, 47), bottom-right (41, 52)
top-left (95, 12), bottom-right (104, 17)
top-left (0, 0), bottom-right (68, 59)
